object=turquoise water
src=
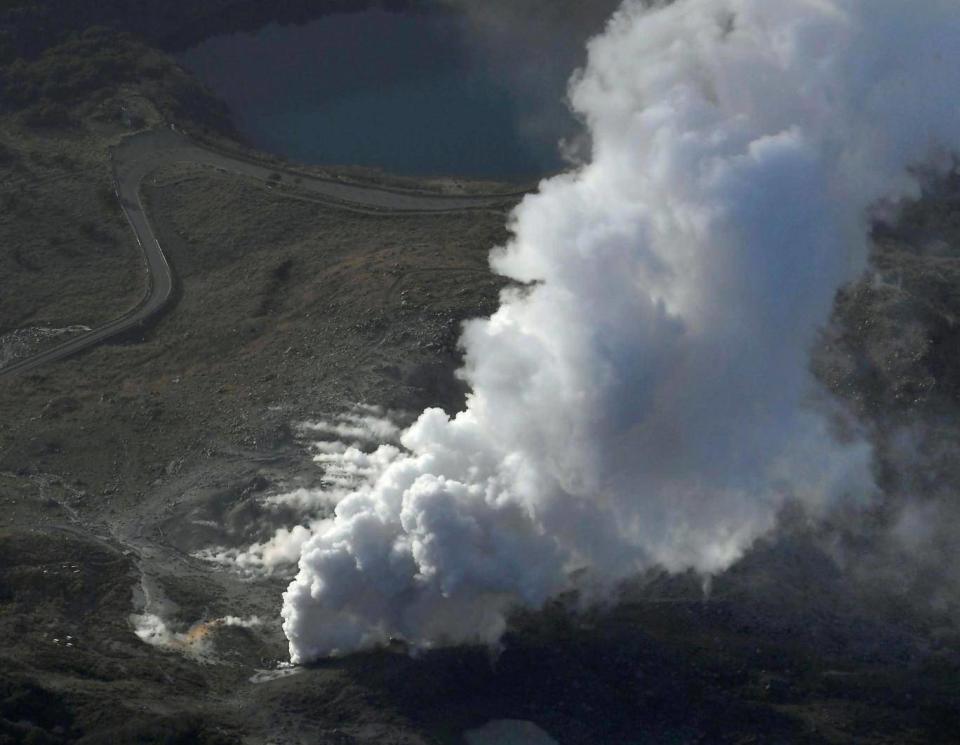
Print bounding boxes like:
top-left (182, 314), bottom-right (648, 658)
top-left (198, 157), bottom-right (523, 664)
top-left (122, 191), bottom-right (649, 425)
top-left (178, 9), bottom-right (576, 180)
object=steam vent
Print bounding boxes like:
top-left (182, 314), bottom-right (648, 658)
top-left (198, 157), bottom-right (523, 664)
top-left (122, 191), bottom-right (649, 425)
top-left (2, 1), bottom-right (960, 743)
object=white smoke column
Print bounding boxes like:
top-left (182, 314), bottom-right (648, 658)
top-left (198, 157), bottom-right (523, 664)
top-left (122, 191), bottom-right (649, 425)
top-left (282, 0), bottom-right (960, 662)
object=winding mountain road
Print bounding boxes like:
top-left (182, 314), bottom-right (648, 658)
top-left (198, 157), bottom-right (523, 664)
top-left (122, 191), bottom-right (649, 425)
top-left (0, 128), bottom-right (521, 379)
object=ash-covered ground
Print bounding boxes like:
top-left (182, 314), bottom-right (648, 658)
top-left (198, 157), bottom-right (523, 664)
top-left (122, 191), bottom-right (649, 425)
top-left (2, 5), bottom-right (960, 745)
top-left (1, 109), bottom-right (959, 743)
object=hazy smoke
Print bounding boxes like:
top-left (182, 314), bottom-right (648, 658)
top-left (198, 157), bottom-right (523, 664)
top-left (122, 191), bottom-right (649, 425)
top-left (195, 408), bottom-right (403, 575)
top-left (131, 613), bottom-right (262, 658)
top-left (439, 0), bottom-right (622, 161)
top-left (280, 0), bottom-right (960, 662)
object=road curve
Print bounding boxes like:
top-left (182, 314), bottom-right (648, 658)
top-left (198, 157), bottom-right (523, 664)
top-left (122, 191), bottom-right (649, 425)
top-left (0, 128), bottom-right (521, 379)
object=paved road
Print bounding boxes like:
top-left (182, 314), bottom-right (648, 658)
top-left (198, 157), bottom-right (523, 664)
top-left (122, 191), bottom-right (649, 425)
top-left (0, 128), bottom-right (520, 379)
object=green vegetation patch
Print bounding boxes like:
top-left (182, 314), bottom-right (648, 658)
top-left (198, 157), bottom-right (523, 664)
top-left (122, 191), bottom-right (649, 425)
top-left (0, 28), bottom-right (160, 113)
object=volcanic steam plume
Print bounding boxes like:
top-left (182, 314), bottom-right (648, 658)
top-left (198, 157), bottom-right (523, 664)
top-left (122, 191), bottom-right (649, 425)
top-left (281, 0), bottom-right (960, 662)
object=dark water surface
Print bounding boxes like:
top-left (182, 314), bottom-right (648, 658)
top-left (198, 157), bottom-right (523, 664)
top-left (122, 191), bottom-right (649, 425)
top-left (178, 8), bottom-right (578, 180)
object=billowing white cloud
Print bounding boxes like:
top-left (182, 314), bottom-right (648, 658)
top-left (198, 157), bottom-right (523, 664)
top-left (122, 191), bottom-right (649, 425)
top-left (279, 0), bottom-right (960, 662)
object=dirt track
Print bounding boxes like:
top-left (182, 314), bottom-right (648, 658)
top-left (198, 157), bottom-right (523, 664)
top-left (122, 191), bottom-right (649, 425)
top-left (0, 127), bottom-right (519, 379)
